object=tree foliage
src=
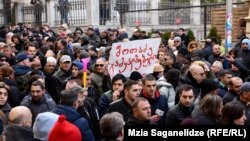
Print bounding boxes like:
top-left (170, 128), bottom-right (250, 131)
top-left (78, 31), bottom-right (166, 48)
top-left (187, 29), bottom-right (195, 42)
top-left (162, 32), bottom-right (171, 42)
top-left (207, 26), bottom-right (222, 44)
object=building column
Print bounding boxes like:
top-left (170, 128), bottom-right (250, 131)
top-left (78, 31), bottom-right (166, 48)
top-left (15, 2), bottom-right (24, 24)
top-left (46, 0), bottom-right (56, 27)
top-left (86, 0), bottom-right (100, 27)
top-left (150, 0), bottom-right (159, 26)
top-left (190, 0), bottom-right (202, 40)
top-left (191, 0), bottom-right (201, 25)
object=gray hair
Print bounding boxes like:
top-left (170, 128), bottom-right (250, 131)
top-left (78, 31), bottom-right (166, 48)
top-left (46, 56), bottom-right (57, 64)
top-left (100, 112), bottom-right (125, 139)
top-left (60, 88), bottom-right (78, 106)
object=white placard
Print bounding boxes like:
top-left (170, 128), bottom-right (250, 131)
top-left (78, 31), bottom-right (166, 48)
top-left (108, 38), bottom-right (161, 78)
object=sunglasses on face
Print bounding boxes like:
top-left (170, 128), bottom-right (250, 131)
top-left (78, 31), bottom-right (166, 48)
top-left (174, 41), bottom-right (180, 43)
top-left (95, 64), bottom-right (104, 67)
top-left (0, 58), bottom-right (6, 62)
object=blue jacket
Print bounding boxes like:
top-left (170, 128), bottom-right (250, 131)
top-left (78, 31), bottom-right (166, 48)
top-left (52, 104), bottom-right (95, 141)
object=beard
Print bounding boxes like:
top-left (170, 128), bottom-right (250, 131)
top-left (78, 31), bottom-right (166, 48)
top-left (32, 96), bottom-right (42, 102)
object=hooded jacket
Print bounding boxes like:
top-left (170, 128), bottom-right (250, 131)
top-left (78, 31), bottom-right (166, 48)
top-left (52, 104), bottom-right (95, 141)
top-left (156, 76), bottom-right (176, 108)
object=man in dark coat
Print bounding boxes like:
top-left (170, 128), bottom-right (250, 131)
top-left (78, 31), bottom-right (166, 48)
top-left (5, 106), bottom-right (34, 141)
top-left (52, 88), bottom-right (95, 141)
top-left (105, 80), bottom-right (140, 122)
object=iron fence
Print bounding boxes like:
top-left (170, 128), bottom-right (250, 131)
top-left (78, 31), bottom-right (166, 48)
top-left (126, 0), bottom-right (151, 25)
top-left (100, 0), bottom-right (151, 26)
top-left (17, 0), bottom-right (245, 28)
top-left (158, 0), bottom-right (192, 25)
top-left (23, 3), bottom-right (47, 26)
top-left (54, 0), bottom-right (87, 26)
top-left (0, 9), bottom-right (4, 26)
top-left (200, 7), bottom-right (211, 24)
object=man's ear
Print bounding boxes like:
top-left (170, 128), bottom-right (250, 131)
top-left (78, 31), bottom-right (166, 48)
top-left (124, 89), bottom-right (128, 95)
top-left (73, 100), bottom-right (79, 109)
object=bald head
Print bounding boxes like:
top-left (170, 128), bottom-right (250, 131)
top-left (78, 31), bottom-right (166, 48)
top-left (9, 106), bottom-right (32, 127)
top-left (189, 64), bottom-right (205, 84)
top-left (189, 64), bottom-right (203, 73)
top-left (230, 77), bottom-right (243, 84)
top-left (229, 77), bottom-right (243, 93)
top-left (65, 80), bottom-right (80, 90)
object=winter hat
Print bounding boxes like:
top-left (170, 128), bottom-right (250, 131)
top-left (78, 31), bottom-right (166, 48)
top-left (241, 39), bottom-right (250, 50)
top-left (61, 23), bottom-right (68, 30)
top-left (174, 36), bottom-right (181, 42)
top-left (16, 52), bottom-right (33, 63)
top-left (60, 55), bottom-right (71, 63)
top-left (48, 115), bottom-right (82, 141)
top-left (241, 38), bottom-right (248, 44)
top-left (153, 63), bottom-right (164, 72)
top-left (130, 71), bottom-right (142, 81)
top-left (72, 60), bottom-right (83, 70)
top-left (33, 112), bottom-right (59, 141)
top-left (200, 79), bottom-right (219, 96)
top-left (88, 46), bottom-right (98, 54)
top-left (239, 82), bottom-right (250, 95)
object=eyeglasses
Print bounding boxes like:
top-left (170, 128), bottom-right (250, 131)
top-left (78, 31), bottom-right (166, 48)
top-left (0, 58), bottom-right (6, 62)
top-left (242, 43), bottom-right (248, 45)
top-left (174, 41), bottom-right (180, 43)
top-left (95, 64), bottom-right (104, 67)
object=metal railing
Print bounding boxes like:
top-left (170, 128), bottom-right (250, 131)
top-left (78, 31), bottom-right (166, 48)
top-left (54, 0), bottom-right (87, 26)
top-left (0, 9), bottom-right (4, 25)
top-left (100, 0), bottom-right (151, 26)
top-left (200, 7), bottom-right (212, 24)
top-left (16, 0), bottom-right (245, 27)
top-left (158, 0), bottom-right (192, 25)
top-left (23, 4), bottom-right (47, 26)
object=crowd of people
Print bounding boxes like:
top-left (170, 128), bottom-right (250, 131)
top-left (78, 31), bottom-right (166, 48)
top-left (0, 22), bottom-right (248, 141)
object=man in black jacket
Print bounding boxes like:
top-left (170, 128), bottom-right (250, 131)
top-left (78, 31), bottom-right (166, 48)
top-left (165, 84), bottom-right (195, 125)
top-left (105, 80), bottom-right (140, 122)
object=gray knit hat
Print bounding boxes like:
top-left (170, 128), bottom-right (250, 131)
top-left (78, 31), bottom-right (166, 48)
top-left (239, 82), bottom-right (250, 95)
top-left (33, 112), bottom-right (59, 140)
